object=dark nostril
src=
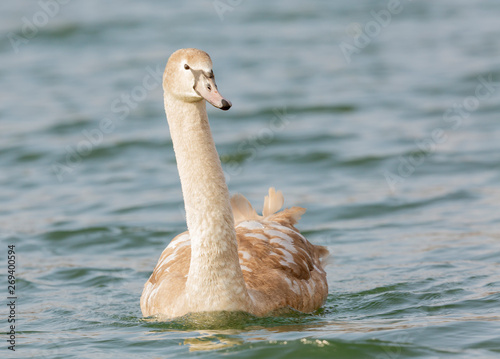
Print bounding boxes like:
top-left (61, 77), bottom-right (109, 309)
top-left (220, 99), bottom-right (231, 111)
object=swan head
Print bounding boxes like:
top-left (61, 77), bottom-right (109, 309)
top-left (163, 48), bottom-right (232, 111)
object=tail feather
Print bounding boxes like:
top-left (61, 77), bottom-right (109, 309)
top-left (231, 187), bottom-right (298, 225)
top-left (316, 245), bottom-right (333, 267)
top-left (263, 187), bottom-right (284, 217)
top-left (266, 206), bottom-right (305, 226)
top-left (231, 193), bottom-right (260, 223)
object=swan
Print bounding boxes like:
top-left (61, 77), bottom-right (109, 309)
top-left (140, 48), bottom-right (329, 318)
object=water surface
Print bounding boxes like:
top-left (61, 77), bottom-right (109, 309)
top-left (1, 0), bottom-right (500, 358)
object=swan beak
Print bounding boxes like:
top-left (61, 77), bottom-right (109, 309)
top-left (194, 74), bottom-right (232, 111)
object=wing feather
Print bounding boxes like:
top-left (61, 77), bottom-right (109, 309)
top-left (142, 188), bottom-right (329, 317)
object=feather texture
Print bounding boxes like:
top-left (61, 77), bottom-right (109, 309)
top-left (141, 188), bottom-right (329, 317)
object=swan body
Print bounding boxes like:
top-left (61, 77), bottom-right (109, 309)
top-left (140, 48), bottom-right (328, 318)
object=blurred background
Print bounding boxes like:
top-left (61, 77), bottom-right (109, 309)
top-left (1, 0), bottom-right (499, 358)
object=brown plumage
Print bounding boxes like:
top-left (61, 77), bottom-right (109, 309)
top-left (141, 188), bottom-right (329, 317)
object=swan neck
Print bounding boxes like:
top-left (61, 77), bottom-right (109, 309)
top-left (165, 95), bottom-right (232, 239)
top-left (164, 93), bottom-right (252, 311)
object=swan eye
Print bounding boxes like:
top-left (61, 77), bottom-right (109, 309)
top-left (184, 64), bottom-right (190, 70)
top-left (207, 84), bottom-right (211, 91)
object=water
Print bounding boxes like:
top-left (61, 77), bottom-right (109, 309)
top-left (1, 0), bottom-right (500, 357)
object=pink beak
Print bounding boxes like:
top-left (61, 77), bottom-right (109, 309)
top-left (193, 72), bottom-right (232, 111)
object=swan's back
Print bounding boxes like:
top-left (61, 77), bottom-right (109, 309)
top-left (236, 207), bottom-right (329, 314)
top-left (141, 188), bottom-right (329, 317)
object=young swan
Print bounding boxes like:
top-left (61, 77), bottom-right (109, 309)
top-left (140, 48), bottom-right (329, 318)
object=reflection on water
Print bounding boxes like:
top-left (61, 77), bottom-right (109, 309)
top-left (140, 304), bottom-right (500, 352)
top-left (183, 331), bottom-right (245, 352)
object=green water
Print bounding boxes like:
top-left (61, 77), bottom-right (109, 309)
top-left (2, 0), bottom-right (500, 358)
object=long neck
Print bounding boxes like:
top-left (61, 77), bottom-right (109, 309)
top-left (164, 93), bottom-right (252, 312)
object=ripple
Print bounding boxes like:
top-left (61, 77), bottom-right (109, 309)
top-left (3, 0), bottom-right (500, 357)
top-left (230, 104), bottom-right (357, 121)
